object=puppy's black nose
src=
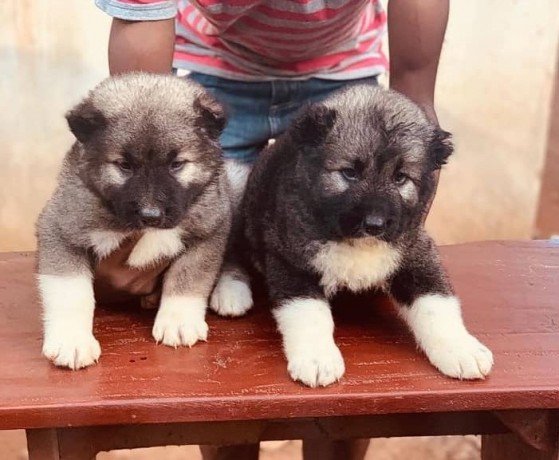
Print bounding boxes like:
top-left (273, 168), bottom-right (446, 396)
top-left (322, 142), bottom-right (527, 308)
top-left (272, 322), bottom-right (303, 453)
top-left (364, 213), bottom-right (387, 236)
top-left (138, 207), bottom-right (163, 226)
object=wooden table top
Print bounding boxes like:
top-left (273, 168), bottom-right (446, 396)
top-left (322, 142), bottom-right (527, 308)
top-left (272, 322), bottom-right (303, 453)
top-left (0, 241), bottom-right (558, 430)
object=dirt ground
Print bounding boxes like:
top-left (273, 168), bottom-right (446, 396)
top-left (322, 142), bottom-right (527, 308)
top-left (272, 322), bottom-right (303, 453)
top-left (0, 431), bottom-right (482, 460)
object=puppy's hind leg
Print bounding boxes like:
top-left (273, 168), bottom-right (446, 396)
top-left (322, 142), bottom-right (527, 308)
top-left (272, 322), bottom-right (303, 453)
top-left (140, 289), bottom-right (161, 310)
top-left (210, 262), bottom-right (253, 317)
top-left (268, 256), bottom-right (345, 388)
top-left (210, 159), bottom-right (253, 317)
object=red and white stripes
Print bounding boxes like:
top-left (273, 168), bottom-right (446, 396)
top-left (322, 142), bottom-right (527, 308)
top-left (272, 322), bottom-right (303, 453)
top-left (96, 0), bottom-right (388, 80)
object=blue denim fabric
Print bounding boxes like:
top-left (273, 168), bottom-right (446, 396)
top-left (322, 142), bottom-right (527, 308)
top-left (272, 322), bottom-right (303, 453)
top-left (187, 73), bottom-right (378, 163)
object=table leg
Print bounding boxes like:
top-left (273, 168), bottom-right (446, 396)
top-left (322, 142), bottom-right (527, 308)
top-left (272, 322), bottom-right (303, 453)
top-left (482, 410), bottom-right (558, 460)
top-left (26, 429), bottom-right (60, 460)
top-left (482, 433), bottom-right (558, 460)
top-left (27, 428), bottom-right (98, 460)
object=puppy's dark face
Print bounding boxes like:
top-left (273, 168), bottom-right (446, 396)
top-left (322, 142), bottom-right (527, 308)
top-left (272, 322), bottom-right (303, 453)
top-left (292, 86), bottom-right (453, 242)
top-left (66, 75), bottom-right (225, 230)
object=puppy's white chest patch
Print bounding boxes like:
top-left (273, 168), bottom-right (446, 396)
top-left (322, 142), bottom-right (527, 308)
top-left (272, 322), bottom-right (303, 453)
top-left (127, 228), bottom-right (184, 268)
top-left (311, 239), bottom-right (401, 297)
top-left (89, 231), bottom-right (128, 259)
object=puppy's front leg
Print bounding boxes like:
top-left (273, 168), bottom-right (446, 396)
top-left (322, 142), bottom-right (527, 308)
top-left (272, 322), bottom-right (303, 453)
top-left (268, 256), bottom-right (344, 387)
top-left (153, 238), bottom-right (224, 348)
top-left (389, 242), bottom-right (493, 379)
top-left (37, 238), bottom-right (100, 370)
top-left (210, 216), bottom-right (252, 318)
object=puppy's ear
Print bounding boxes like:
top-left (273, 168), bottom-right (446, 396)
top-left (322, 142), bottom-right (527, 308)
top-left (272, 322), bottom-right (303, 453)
top-left (430, 128), bottom-right (454, 169)
top-left (292, 104), bottom-right (337, 146)
top-left (193, 91), bottom-right (226, 139)
top-left (65, 98), bottom-right (107, 144)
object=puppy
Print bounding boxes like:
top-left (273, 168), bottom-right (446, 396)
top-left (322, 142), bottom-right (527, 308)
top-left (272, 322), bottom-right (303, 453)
top-left (241, 84), bottom-right (494, 387)
top-left (36, 73), bottom-right (231, 370)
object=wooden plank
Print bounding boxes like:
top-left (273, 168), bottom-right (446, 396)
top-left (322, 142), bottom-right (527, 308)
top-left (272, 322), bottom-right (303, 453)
top-left (535, 48), bottom-right (559, 238)
top-left (55, 412), bottom-right (507, 458)
top-left (0, 241), bottom-right (558, 429)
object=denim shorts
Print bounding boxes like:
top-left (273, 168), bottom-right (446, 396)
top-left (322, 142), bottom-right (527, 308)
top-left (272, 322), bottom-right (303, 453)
top-left (186, 72), bottom-right (378, 163)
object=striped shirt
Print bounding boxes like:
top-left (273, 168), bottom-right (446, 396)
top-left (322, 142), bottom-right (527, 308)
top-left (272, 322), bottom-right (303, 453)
top-left (95, 0), bottom-right (388, 81)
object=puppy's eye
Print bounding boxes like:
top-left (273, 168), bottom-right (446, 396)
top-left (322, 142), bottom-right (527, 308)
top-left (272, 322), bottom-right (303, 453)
top-left (394, 171), bottom-right (409, 185)
top-left (115, 160), bottom-right (132, 172)
top-left (170, 160), bottom-right (187, 172)
top-left (341, 168), bottom-right (359, 182)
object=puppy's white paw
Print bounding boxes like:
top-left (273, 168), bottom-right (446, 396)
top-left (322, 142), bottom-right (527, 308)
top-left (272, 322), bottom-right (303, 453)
top-left (274, 297), bottom-right (343, 387)
top-left (42, 332), bottom-right (101, 370)
top-left (286, 343), bottom-right (345, 388)
top-left (38, 274), bottom-right (98, 369)
top-left (153, 297), bottom-right (208, 348)
top-left (426, 333), bottom-right (494, 380)
top-left (400, 295), bottom-right (494, 380)
top-left (210, 273), bottom-right (253, 317)
top-left (152, 314), bottom-right (208, 348)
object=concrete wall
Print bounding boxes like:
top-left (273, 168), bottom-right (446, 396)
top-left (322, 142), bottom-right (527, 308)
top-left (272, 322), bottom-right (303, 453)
top-left (1, 0), bottom-right (558, 251)
top-left (427, 1), bottom-right (559, 243)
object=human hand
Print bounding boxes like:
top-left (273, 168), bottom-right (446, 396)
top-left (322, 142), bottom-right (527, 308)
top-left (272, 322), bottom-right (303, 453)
top-left (93, 235), bottom-right (170, 305)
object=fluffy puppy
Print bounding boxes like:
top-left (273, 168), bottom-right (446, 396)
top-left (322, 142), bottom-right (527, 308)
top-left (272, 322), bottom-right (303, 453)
top-left (240, 84), bottom-right (494, 387)
top-left (36, 73), bottom-right (231, 369)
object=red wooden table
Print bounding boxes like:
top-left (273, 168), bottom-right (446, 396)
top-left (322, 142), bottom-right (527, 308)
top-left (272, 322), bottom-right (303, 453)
top-left (0, 241), bottom-right (558, 459)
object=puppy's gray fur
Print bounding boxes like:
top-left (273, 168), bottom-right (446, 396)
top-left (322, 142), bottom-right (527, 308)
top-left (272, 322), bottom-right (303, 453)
top-left (36, 73), bottom-right (231, 369)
